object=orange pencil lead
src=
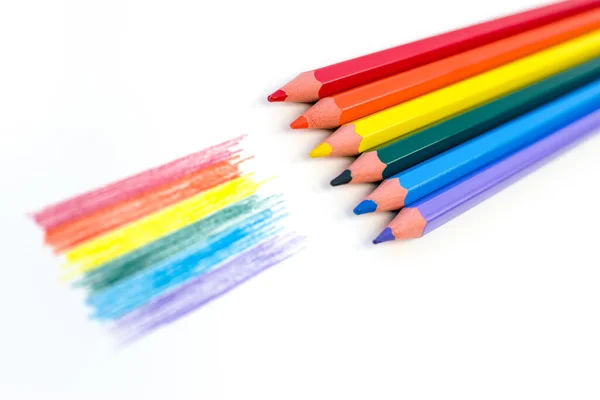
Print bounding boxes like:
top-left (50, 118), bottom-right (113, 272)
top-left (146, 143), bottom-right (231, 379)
top-left (290, 116), bottom-right (309, 129)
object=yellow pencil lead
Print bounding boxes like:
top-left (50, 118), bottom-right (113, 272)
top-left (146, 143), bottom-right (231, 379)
top-left (309, 143), bottom-right (332, 158)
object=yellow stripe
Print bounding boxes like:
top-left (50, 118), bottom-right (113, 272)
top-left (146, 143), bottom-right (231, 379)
top-left (62, 175), bottom-right (259, 276)
top-left (354, 29), bottom-right (600, 152)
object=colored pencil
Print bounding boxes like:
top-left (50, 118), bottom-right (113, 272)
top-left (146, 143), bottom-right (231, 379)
top-left (353, 78), bottom-right (600, 215)
top-left (268, 0), bottom-right (600, 103)
top-left (331, 57), bottom-right (600, 186)
top-left (292, 8), bottom-right (600, 130)
top-left (309, 29), bottom-right (600, 158)
top-left (373, 109), bottom-right (600, 243)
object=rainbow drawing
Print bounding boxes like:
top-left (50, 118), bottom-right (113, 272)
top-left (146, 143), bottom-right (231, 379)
top-left (32, 136), bottom-right (304, 342)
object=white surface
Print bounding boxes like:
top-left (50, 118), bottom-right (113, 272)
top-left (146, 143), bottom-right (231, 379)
top-left (1, 0), bottom-right (600, 399)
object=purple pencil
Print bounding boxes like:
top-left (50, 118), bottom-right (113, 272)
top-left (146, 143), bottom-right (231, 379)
top-left (373, 108), bottom-right (600, 243)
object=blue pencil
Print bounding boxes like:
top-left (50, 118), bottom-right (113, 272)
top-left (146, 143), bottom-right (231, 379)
top-left (354, 78), bottom-right (600, 214)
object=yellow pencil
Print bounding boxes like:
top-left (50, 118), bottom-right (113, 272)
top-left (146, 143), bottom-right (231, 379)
top-left (310, 29), bottom-right (600, 157)
top-left (61, 174), bottom-right (260, 277)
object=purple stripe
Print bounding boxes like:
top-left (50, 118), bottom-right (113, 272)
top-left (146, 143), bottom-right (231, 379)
top-left (114, 233), bottom-right (305, 343)
top-left (416, 109), bottom-right (600, 235)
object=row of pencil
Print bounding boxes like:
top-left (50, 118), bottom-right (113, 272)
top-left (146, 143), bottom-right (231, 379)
top-left (269, 0), bottom-right (600, 243)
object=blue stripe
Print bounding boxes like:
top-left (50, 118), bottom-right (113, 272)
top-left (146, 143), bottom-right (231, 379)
top-left (88, 206), bottom-right (287, 320)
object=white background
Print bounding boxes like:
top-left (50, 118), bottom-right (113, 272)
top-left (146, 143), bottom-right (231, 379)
top-left (1, 0), bottom-right (600, 399)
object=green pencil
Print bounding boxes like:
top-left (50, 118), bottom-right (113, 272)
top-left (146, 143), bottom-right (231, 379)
top-left (330, 56), bottom-right (600, 186)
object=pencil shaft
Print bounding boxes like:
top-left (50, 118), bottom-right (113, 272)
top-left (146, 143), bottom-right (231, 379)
top-left (312, 8), bottom-right (600, 128)
top-left (415, 109), bottom-right (600, 236)
top-left (376, 56), bottom-right (600, 179)
top-left (318, 0), bottom-right (600, 97)
top-left (273, 0), bottom-right (600, 101)
top-left (400, 78), bottom-right (600, 205)
top-left (356, 29), bottom-right (600, 152)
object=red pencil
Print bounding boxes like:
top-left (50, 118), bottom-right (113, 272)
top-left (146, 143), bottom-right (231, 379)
top-left (268, 0), bottom-right (600, 103)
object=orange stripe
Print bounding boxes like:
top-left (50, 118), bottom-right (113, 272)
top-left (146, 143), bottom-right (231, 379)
top-left (44, 160), bottom-right (241, 253)
top-left (336, 8), bottom-right (600, 124)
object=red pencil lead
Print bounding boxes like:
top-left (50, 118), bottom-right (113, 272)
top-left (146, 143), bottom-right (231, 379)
top-left (290, 116), bottom-right (308, 129)
top-left (267, 89), bottom-right (287, 102)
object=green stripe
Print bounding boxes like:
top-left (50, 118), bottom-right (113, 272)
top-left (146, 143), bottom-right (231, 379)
top-left (75, 194), bottom-right (284, 293)
top-left (376, 56), bottom-right (600, 179)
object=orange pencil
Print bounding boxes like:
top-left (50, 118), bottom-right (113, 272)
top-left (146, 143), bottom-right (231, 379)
top-left (291, 8), bottom-right (600, 130)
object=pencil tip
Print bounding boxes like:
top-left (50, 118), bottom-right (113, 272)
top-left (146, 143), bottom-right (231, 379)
top-left (309, 142), bottom-right (332, 158)
top-left (290, 116), bottom-right (309, 129)
top-left (354, 199), bottom-right (377, 215)
top-left (268, 89), bottom-right (287, 102)
top-left (330, 169), bottom-right (352, 186)
top-left (373, 228), bottom-right (395, 244)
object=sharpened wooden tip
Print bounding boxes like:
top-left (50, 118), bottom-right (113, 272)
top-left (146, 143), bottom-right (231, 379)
top-left (365, 178), bottom-right (408, 212)
top-left (345, 151), bottom-right (386, 183)
top-left (274, 71), bottom-right (322, 103)
top-left (322, 124), bottom-right (362, 156)
top-left (387, 208), bottom-right (428, 240)
top-left (300, 97), bottom-right (343, 129)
